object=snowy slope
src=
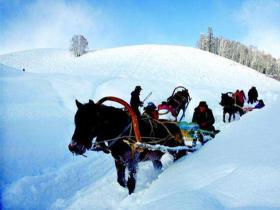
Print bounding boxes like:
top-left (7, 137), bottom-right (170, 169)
top-left (1, 45), bottom-right (280, 210)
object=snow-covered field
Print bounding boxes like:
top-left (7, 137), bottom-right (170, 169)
top-left (1, 45), bottom-right (280, 210)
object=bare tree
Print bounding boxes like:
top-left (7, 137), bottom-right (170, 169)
top-left (70, 35), bottom-right (89, 57)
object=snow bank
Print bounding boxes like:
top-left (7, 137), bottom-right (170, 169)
top-left (1, 45), bottom-right (280, 210)
top-left (118, 99), bottom-right (280, 210)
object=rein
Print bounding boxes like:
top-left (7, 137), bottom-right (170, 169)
top-left (108, 123), bottom-right (132, 148)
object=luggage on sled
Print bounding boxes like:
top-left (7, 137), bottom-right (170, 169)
top-left (178, 121), bottom-right (215, 151)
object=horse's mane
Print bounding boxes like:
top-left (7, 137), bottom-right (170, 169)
top-left (98, 104), bottom-right (128, 116)
top-left (95, 104), bottom-right (131, 139)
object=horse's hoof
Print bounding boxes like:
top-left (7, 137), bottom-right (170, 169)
top-left (127, 178), bottom-right (136, 194)
top-left (117, 179), bottom-right (127, 188)
top-left (128, 187), bottom-right (135, 194)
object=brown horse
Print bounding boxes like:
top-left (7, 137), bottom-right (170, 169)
top-left (69, 99), bottom-right (187, 194)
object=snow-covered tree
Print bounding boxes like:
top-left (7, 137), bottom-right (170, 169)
top-left (196, 33), bottom-right (208, 51)
top-left (207, 27), bottom-right (214, 53)
top-left (70, 35), bottom-right (89, 57)
top-left (196, 28), bottom-right (280, 81)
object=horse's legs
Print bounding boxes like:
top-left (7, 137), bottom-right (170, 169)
top-left (171, 150), bottom-right (187, 161)
top-left (233, 113), bottom-right (236, 121)
top-left (228, 113), bottom-right (232, 122)
top-left (223, 111), bottom-right (226, 123)
top-left (152, 160), bottom-right (163, 170)
top-left (115, 159), bottom-right (126, 188)
top-left (239, 108), bottom-right (244, 116)
top-left (127, 153), bottom-right (139, 194)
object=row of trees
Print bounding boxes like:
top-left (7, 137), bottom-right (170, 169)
top-left (197, 27), bottom-right (280, 80)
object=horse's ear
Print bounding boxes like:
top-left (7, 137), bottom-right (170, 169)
top-left (89, 99), bottom-right (95, 105)
top-left (75, 99), bottom-right (83, 109)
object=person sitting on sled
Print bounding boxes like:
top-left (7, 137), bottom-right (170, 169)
top-left (192, 101), bottom-right (215, 132)
top-left (158, 101), bottom-right (177, 121)
top-left (143, 102), bottom-right (159, 120)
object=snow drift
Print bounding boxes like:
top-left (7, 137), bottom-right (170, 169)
top-left (1, 45), bottom-right (280, 210)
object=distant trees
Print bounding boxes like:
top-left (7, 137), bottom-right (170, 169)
top-left (207, 27), bottom-right (214, 53)
top-left (70, 35), bottom-right (88, 57)
top-left (197, 33), bottom-right (207, 51)
top-left (197, 28), bottom-right (280, 80)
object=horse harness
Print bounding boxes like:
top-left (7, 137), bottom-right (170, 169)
top-left (91, 116), bottom-right (180, 154)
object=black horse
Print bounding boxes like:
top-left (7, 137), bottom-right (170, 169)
top-left (167, 87), bottom-right (191, 120)
top-left (220, 93), bottom-right (244, 122)
top-left (69, 99), bottom-right (187, 194)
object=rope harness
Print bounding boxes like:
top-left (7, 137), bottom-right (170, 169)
top-left (91, 115), bottom-right (178, 150)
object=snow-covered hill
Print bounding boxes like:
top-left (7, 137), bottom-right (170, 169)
top-left (1, 45), bottom-right (280, 210)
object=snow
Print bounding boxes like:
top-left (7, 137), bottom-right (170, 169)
top-left (1, 45), bottom-right (280, 210)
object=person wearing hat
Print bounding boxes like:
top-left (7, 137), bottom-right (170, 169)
top-left (130, 86), bottom-right (144, 117)
top-left (192, 101), bottom-right (215, 131)
top-left (248, 86), bottom-right (258, 104)
top-left (143, 102), bottom-right (159, 120)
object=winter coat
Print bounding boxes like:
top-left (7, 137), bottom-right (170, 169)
top-left (233, 91), bottom-right (246, 107)
top-left (248, 87), bottom-right (258, 104)
top-left (158, 104), bottom-right (176, 117)
top-left (130, 90), bottom-right (143, 116)
top-left (143, 109), bottom-right (159, 120)
top-left (144, 104), bottom-right (159, 120)
top-left (192, 107), bottom-right (215, 131)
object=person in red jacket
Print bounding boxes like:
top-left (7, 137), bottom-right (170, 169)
top-left (158, 101), bottom-right (177, 121)
top-left (233, 90), bottom-right (246, 107)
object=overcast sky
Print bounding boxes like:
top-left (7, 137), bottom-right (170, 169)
top-left (0, 0), bottom-right (279, 58)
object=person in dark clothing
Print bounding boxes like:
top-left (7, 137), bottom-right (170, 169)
top-left (130, 86), bottom-right (143, 117)
top-left (143, 102), bottom-right (159, 119)
top-left (192, 101), bottom-right (215, 131)
top-left (248, 86), bottom-right (258, 104)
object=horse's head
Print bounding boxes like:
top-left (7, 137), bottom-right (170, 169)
top-left (220, 93), bottom-right (233, 107)
top-left (181, 89), bottom-right (189, 97)
top-left (69, 99), bottom-right (101, 155)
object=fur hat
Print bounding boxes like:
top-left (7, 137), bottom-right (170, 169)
top-left (199, 101), bottom-right (207, 107)
top-left (135, 86), bottom-right (142, 91)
